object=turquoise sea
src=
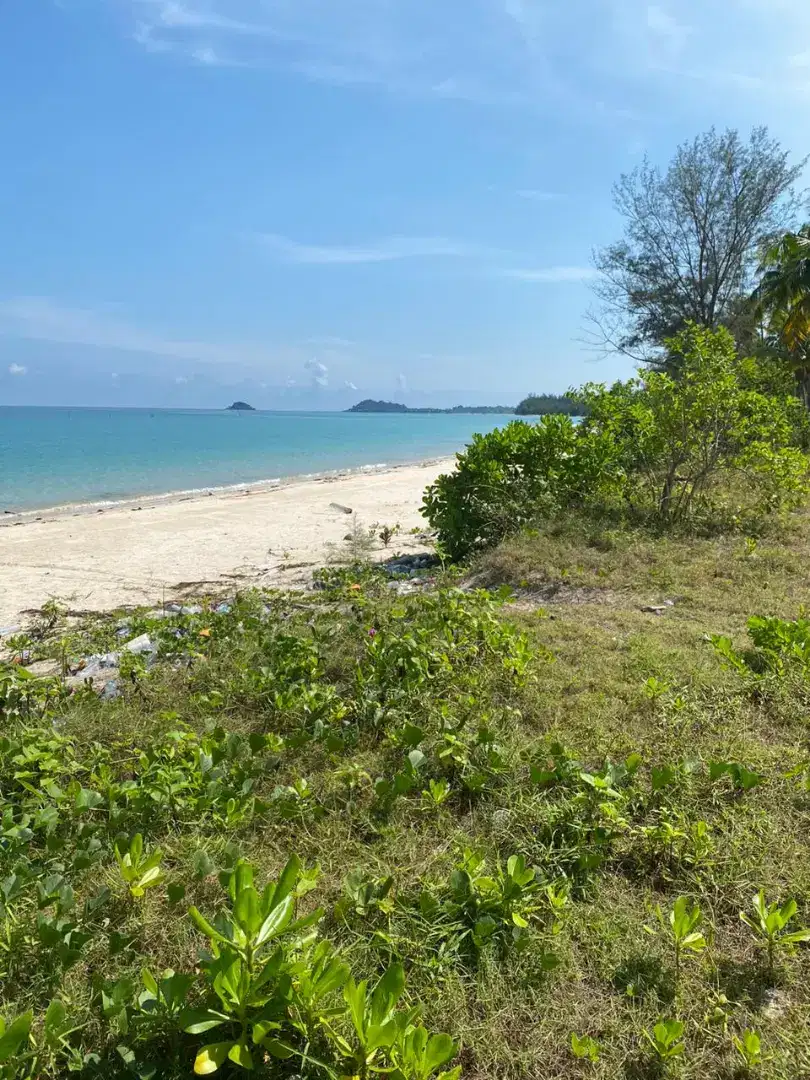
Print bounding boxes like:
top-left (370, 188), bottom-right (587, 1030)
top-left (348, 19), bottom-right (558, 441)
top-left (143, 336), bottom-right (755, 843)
top-left (0, 406), bottom-right (512, 512)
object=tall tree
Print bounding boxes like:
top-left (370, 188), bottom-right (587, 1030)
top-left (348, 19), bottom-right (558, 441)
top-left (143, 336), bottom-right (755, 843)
top-left (753, 226), bottom-right (810, 403)
top-left (591, 127), bottom-right (805, 365)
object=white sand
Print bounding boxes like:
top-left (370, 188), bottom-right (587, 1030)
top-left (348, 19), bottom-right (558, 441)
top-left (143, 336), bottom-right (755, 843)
top-left (0, 459), bottom-right (452, 625)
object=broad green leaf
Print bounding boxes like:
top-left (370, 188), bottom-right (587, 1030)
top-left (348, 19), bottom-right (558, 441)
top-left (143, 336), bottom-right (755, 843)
top-left (189, 907), bottom-right (231, 946)
top-left (44, 999), bottom-right (67, 1036)
top-left (194, 1042), bottom-right (232, 1075)
top-left (273, 853), bottom-right (302, 908)
top-left (0, 1011), bottom-right (32, 1063)
top-left (370, 963), bottom-right (405, 1026)
top-left (228, 1040), bottom-right (254, 1069)
top-left (262, 1038), bottom-right (295, 1059)
top-left (425, 1033), bottom-right (457, 1073)
top-left (255, 893), bottom-right (294, 947)
top-left (182, 1009), bottom-right (229, 1034)
top-left (136, 866), bottom-right (164, 890)
top-left (344, 979), bottom-right (368, 1039)
top-left (366, 1019), bottom-right (397, 1051)
top-left (235, 886), bottom-right (261, 935)
top-left (782, 929), bottom-right (810, 944)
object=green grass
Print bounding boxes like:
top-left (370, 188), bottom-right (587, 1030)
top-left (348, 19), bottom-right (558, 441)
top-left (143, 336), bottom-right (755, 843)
top-left (2, 515), bottom-right (810, 1078)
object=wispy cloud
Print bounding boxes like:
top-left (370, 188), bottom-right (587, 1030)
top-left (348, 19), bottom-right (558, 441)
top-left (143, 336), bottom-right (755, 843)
top-left (111, 0), bottom-right (810, 112)
top-left (8, 363), bottom-right (27, 376)
top-left (256, 233), bottom-right (482, 265)
top-left (498, 266), bottom-right (598, 283)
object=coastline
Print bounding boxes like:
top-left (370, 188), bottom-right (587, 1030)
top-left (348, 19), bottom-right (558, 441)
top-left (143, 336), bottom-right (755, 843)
top-left (0, 457), bottom-right (439, 525)
top-left (0, 456), bottom-right (454, 626)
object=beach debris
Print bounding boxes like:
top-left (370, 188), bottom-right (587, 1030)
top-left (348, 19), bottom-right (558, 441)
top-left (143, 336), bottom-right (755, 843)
top-left (100, 679), bottom-right (121, 701)
top-left (329, 502), bottom-right (354, 514)
top-left (214, 602), bottom-right (232, 614)
top-left (0, 625), bottom-right (21, 638)
top-left (383, 553), bottom-right (440, 577)
top-left (641, 599), bottom-right (676, 616)
top-left (181, 604), bottom-right (203, 615)
top-left (165, 602), bottom-right (184, 613)
top-left (12, 650), bottom-right (33, 665)
top-left (123, 633), bottom-right (155, 655)
top-left (77, 652), bottom-right (120, 678)
top-left (387, 581), bottom-right (420, 595)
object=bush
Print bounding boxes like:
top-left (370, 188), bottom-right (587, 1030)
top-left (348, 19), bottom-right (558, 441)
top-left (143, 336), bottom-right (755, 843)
top-left (423, 325), bottom-right (809, 560)
top-left (421, 416), bottom-right (621, 560)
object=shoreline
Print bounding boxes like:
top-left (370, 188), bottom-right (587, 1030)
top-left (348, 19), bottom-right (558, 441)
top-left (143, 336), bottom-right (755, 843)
top-left (1, 456), bottom-right (448, 526)
top-left (0, 457), bottom-right (454, 626)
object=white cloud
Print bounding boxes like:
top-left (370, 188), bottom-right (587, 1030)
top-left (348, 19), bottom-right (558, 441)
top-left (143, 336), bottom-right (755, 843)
top-left (8, 363), bottom-right (27, 376)
top-left (257, 233), bottom-right (480, 265)
top-left (175, 375), bottom-right (189, 383)
top-left (498, 266), bottom-right (598, 282)
top-left (344, 380), bottom-right (358, 390)
top-left (305, 357), bottom-right (329, 386)
top-left (397, 373), bottom-right (408, 391)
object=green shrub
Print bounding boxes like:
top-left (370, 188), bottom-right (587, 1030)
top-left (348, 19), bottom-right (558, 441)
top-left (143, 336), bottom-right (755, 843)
top-left (421, 416), bottom-right (619, 560)
top-left (423, 325), bottom-right (809, 560)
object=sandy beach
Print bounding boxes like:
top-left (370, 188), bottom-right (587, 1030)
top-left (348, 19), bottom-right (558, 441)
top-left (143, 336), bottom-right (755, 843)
top-left (0, 459), bottom-right (452, 626)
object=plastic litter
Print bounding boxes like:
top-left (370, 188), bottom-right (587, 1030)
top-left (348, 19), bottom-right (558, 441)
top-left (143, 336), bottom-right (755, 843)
top-left (100, 680), bottom-right (121, 701)
top-left (78, 652), bottom-right (120, 679)
top-left (123, 633), bottom-right (155, 655)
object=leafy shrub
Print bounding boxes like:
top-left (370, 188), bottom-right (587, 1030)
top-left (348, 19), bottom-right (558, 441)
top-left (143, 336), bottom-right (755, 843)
top-left (423, 325), bottom-right (808, 559)
top-left (712, 614), bottom-right (810, 678)
top-left (422, 416), bottom-right (617, 560)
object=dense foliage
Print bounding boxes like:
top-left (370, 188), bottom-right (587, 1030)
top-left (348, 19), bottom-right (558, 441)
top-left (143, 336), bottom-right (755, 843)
top-left (423, 326), bottom-right (809, 559)
top-left (514, 394), bottom-right (582, 416)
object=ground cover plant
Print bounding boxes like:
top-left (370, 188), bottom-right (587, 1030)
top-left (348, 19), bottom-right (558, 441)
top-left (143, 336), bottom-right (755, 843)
top-left (2, 499), bottom-right (810, 1078)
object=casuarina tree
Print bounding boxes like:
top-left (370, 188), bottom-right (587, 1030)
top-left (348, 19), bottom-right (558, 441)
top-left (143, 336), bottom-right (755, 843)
top-left (591, 127), bottom-right (805, 366)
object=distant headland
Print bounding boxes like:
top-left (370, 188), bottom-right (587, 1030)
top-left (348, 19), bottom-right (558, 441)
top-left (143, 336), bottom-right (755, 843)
top-left (347, 394), bottom-right (582, 416)
top-left (226, 401), bottom-right (256, 411)
top-left (347, 399), bottom-right (515, 415)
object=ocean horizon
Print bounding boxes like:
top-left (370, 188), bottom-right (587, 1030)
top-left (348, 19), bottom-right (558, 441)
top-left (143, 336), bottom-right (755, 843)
top-left (0, 405), bottom-right (511, 512)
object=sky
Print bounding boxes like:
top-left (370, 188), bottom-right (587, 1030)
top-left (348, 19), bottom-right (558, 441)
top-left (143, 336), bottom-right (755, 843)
top-left (1, 0), bottom-right (809, 409)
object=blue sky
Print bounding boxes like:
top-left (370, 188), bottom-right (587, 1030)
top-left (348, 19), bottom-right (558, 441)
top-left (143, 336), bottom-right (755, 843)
top-left (1, 0), bottom-right (809, 408)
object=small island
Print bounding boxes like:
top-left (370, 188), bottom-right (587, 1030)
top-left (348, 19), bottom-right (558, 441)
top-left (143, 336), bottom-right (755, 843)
top-left (347, 399), bottom-right (515, 415)
top-left (226, 401), bottom-right (256, 411)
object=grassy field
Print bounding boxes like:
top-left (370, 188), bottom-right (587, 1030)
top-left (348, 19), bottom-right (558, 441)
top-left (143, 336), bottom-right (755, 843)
top-left (2, 513), bottom-right (810, 1078)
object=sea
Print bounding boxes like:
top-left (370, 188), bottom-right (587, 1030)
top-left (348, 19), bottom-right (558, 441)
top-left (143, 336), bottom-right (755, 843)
top-left (0, 406), bottom-right (512, 513)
